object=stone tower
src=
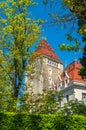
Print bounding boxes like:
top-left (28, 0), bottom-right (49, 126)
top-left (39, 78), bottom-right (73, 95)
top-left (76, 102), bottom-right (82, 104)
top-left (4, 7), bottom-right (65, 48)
top-left (28, 39), bottom-right (63, 94)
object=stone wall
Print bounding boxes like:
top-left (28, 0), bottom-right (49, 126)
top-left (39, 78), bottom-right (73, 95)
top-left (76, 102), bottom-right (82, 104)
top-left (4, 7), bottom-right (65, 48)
top-left (27, 55), bottom-right (63, 94)
top-left (42, 56), bottom-right (63, 91)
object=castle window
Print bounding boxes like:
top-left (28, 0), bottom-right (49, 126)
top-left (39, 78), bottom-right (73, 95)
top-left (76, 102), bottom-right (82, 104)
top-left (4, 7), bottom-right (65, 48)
top-left (52, 62), bottom-right (54, 66)
top-left (51, 82), bottom-right (55, 91)
top-left (48, 68), bottom-right (52, 75)
top-left (56, 63), bottom-right (58, 68)
top-left (48, 77), bottom-right (52, 81)
top-left (58, 64), bottom-right (60, 69)
top-left (64, 71), bottom-right (69, 87)
top-left (46, 59), bottom-right (59, 68)
top-left (48, 77), bottom-right (52, 84)
top-left (82, 93), bottom-right (86, 105)
top-left (66, 95), bottom-right (69, 102)
top-left (57, 75), bottom-right (62, 88)
top-left (61, 64), bottom-right (63, 70)
top-left (46, 59), bottom-right (48, 64)
top-left (49, 61), bottom-right (51, 64)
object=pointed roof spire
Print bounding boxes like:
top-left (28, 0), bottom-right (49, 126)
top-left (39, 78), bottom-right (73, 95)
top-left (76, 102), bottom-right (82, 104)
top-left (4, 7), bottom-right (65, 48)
top-left (74, 52), bottom-right (77, 61)
top-left (41, 26), bottom-right (47, 40)
top-left (36, 39), bottom-right (62, 63)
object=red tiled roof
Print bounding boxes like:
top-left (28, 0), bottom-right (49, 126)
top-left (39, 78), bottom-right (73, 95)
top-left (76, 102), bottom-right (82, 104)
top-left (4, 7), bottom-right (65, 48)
top-left (35, 39), bottom-right (62, 63)
top-left (61, 60), bottom-right (84, 85)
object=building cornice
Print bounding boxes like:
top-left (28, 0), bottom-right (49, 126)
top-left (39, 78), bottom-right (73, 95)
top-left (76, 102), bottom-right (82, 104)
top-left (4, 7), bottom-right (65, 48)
top-left (43, 55), bottom-right (63, 64)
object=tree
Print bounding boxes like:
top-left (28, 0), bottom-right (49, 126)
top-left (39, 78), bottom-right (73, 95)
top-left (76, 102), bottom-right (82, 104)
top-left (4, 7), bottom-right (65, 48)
top-left (46, 0), bottom-right (86, 77)
top-left (0, 52), bottom-right (17, 112)
top-left (0, 51), bottom-right (11, 111)
top-left (0, 0), bottom-right (40, 98)
top-left (62, 0), bottom-right (86, 42)
top-left (62, 100), bottom-right (86, 116)
top-left (62, 0), bottom-right (86, 77)
top-left (79, 45), bottom-right (86, 78)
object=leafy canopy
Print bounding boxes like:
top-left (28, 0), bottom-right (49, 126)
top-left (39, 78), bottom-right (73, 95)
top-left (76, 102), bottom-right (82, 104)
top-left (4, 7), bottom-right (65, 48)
top-left (0, 0), bottom-right (40, 111)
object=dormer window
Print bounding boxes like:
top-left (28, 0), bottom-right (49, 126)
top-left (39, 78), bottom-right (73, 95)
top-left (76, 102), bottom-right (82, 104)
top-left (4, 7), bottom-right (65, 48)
top-left (64, 71), bottom-right (69, 87)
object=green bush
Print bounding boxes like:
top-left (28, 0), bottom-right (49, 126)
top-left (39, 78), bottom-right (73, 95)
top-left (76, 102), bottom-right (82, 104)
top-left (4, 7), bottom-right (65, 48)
top-left (0, 113), bottom-right (86, 130)
top-left (64, 115), bottom-right (86, 130)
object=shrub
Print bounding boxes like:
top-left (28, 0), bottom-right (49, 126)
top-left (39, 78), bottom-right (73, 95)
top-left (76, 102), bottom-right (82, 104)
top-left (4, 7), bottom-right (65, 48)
top-left (0, 113), bottom-right (86, 130)
top-left (64, 115), bottom-right (86, 130)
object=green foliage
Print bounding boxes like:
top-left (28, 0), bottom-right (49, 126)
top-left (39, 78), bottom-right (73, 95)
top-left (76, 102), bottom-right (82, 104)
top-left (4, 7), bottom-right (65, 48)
top-left (59, 34), bottom-right (81, 51)
top-left (0, 112), bottom-right (86, 130)
top-left (47, 0), bottom-right (84, 52)
top-left (59, 43), bottom-right (80, 51)
top-left (79, 45), bottom-right (86, 78)
top-left (0, 0), bottom-right (40, 98)
top-left (63, 0), bottom-right (86, 77)
top-left (42, 0), bottom-right (48, 5)
top-left (64, 115), bottom-right (86, 130)
top-left (42, 0), bottom-right (54, 6)
top-left (0, 50), bottom-right (17, 112)
top-left (63, 0), bottom-right (86, 42)
top-left (63, 0), bottom-right (86, 43)
top-left (19, 90), bottom-right (63, 114)
top-left (62, 100), bottom-right (86, 116)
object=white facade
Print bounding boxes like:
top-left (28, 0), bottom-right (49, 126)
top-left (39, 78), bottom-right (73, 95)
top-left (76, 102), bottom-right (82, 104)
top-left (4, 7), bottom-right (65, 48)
top-left (61, 81), bottom-right (86, 106)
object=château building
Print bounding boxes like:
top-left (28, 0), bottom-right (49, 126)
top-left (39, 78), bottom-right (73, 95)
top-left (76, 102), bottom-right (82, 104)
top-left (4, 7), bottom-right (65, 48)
top-left (60, 60), bottom-right (86, 105)
top-left (26, 38), bottom-right (86, 104)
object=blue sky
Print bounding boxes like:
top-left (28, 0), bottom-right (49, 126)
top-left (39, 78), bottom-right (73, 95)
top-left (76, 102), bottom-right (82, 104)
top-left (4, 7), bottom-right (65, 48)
top-left (30, 0), bottom-right (83, 67)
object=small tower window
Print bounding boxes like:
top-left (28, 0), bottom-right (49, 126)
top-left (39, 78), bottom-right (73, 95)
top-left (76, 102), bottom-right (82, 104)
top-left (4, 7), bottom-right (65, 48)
top-left (48, 77), bottom-right (52, 82)
top-left (48, 68), bottom-right (52, 75)
top-left (56, 63), bottom-right (58, 68)
top-left (58, 64), bottom-right (60, 69)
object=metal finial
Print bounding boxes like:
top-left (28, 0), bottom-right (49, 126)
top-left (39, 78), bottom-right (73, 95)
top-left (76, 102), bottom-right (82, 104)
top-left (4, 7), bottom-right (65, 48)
top-left (74, 52), bottom-right (77, 61)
